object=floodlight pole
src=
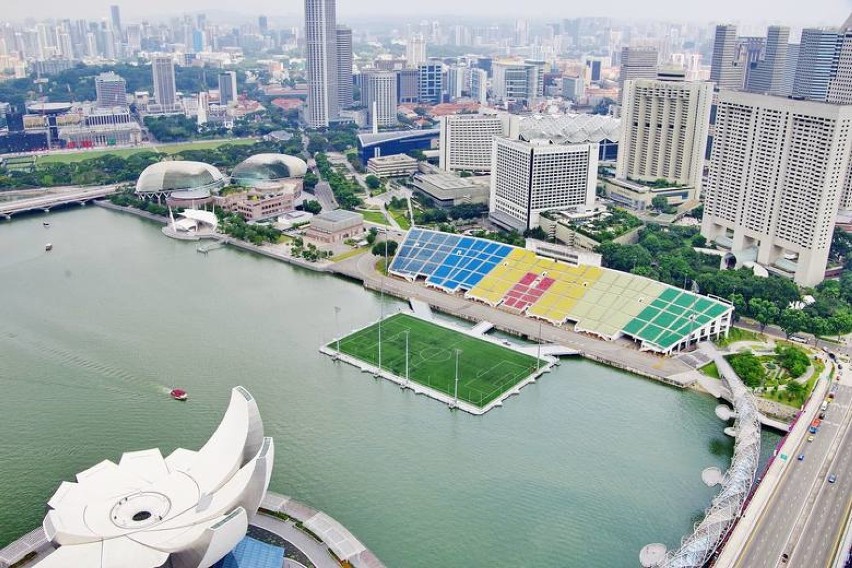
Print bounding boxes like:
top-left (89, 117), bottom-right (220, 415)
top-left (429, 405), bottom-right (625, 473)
top-left (404, 329), bottom-right (410, 385)
top-left (377, 229), bottom-right (388, 376)
top-left (453, 349), bottom-right (462, 408)
top-left (334, 306), bottom-right (341, 360)
top-left (537, 319), bottom-right (542, 372)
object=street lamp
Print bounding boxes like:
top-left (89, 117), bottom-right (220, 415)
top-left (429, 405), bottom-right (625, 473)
top-left (537, 319), bottom-right (543, 372)
top-left (377, 228), bottom-right (390, 376)
top-left (404, 329), bottom-right (410, 385)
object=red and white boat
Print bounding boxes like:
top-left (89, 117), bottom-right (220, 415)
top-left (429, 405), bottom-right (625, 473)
top-left (170, 388), bottom-right (188, 401)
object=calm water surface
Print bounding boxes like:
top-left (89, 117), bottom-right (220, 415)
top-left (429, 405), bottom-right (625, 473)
top-left (0, 207), bottom-right (780, 566)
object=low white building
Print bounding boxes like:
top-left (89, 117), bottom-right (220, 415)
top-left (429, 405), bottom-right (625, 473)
top-left (367, 153), bottom-right (419, 178)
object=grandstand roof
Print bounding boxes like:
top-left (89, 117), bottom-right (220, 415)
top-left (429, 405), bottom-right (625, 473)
top-left (357, 128), bottom-right (440, 147)
top-left (517, 113), bottom-right (621, 144)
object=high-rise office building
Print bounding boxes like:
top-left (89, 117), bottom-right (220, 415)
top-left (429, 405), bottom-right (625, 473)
top-left (417, 62), bottom-right (443, 104)
top-left (406, 34), bottom-right (426, 67)
top-left (561, 76), bottom-right (585, 101)
top-left (490, 137), bottom-right (598, 232)
top-left (701, 91), bottom-right (852, 287)
top-left (619, 46), bottom-right (658, 94)
top-left (793, 28), bottom-right (839, 101)
top-left (710, 25), bottom-right (744, 90)
top-left (397, 68), bottom-right (419, 104)
top-left (218, 71), bottom-right (238, 106)
top-left (336, 26), bottom-right (353, 110)
top-left (362, 71), bottom-right (398, 128)
top-left (110, 5), bottom-right (122, 37)
top-left (151, 56), bottom-right (177, 108)
top-left (95, 71), bottom-right (127, 108)
top-left (258, 15), bottom-right (269, 34)
top-left (470, 68), bottom-right (488, 105)
top-left (491, 61), bottom-right (541, 106)
top-left (446, 65), bottom-right (466, 100)
top-left (616, 78), bottom-right (713, 200)
top-left (828, 14), bottom-right (852, 104)
top-left (304, 0), bottom-right (338, 128)
top-left (745, 26), bottom-right (790, 95)
top-left (439, 113), bottom-right (510, 174)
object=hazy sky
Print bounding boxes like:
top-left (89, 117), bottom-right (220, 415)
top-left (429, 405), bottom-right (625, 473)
top-left (4, 0), bottom-right (850, 27)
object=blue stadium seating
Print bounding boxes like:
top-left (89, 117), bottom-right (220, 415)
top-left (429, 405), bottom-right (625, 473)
top-left (390, 229), bottom-right (513, 292)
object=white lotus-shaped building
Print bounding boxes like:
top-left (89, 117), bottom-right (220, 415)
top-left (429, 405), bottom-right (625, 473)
top-left (35, 387), bottom-right (274, 568)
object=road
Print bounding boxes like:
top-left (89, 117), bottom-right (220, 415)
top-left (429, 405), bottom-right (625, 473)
top-left (736, 319), bottom-right (852, 360)
top-left (733, 377), bottom-right (851, 567)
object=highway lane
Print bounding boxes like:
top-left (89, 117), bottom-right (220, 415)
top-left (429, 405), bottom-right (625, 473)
top-left (787, 382), bottom-right (852, 567)
top-left (734, 381), bottom-right (851, 567)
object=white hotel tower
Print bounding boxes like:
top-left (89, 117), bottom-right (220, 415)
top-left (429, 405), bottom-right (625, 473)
top-left (701, 90), bottom-right (852, 287)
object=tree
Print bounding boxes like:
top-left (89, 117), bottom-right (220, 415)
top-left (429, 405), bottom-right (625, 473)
top-left (303, 171), bottom-right (319, 190)
top-left (779, 308), bottom-right (809, 339)
top-left (302, 200), bottom-right (322, 214)
top-left (749, 297), bottom-right (779, 331)
top-left (366, 227), bottom-right (379, 245)
top-left (691, 234), bottom-right (707, 248)
top-left (651, 195), bottom-right (669, 212)
top-left (728, 351), bottom-right (766, 388)
top-left (372, 239), bottom-right (398, 257)
top-left (365, 175), bottom-right (381, 190)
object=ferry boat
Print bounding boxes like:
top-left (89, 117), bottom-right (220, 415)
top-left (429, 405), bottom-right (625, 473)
top-left (170, 388), bottom-right (188, 401)
top-left (45, 243), bottom-right (53, 251)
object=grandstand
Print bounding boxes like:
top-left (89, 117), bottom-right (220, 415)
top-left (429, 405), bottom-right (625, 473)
top-left (389, 229), bottom-right (733, 354)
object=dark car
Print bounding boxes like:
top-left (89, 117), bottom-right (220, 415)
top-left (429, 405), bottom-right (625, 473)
top-left (828, 474), bottom-right (837, 483)
top-left (798, 454), bottom-right (805, 461)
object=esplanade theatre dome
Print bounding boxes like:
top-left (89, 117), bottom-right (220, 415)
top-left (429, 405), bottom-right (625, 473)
top-left (135, 161), bottom-right (226, 198)
top-left (230, 153), bottom-right (308, 187)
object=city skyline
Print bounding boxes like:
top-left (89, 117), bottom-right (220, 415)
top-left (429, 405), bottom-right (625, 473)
top-left (0, 1), bottom-right (848, 27)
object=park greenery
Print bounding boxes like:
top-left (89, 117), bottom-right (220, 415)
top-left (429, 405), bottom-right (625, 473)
top-left (306, 124), bottom-right (359, 155)
top-left (108, 188), bottom-right (169, 217)
top-left (371, 239), bottom-right (399, 257)
top-left (314, 152), bottom-right (362, 210)
top-left (302, 200), bottom-right (322, 214)
top-left (217, 212), bottom-right (282, 245)
top-left (724, 345), bottom-right (813, 406)
top-left (566, 207), bottom-right (642, 243)
top-left (0, 140), bottom-right (301, 190)
top-left (596, 224), bottom-right (852, 339)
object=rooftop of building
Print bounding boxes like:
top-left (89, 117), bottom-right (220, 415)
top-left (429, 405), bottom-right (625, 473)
top-left (517, 113), bottom-right (621, 144)
top-left (314, 209), bottom-right (364, 223)
top-left (414, 172), bottom-right (490, 191)
top-left (368, 153), bottom-right (418, 164)
top-left (357, 128), bottom-right (440, 146)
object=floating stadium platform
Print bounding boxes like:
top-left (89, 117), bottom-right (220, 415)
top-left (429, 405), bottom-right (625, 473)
top-left (389, 229), bottom-right (733, 355)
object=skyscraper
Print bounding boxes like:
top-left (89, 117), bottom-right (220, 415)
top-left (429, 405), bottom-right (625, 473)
top-left (470, 68), bottom-right (488, 105)
top-left (619, 46), bottom-right (659, 95)
top-left (793, 28), bottom-right (839, 101)
top-left (152, 56), bottom-right (177, 109)
top-left (616, 78), bottom-right (713, 201)
top-left (258, 15), bottom-right (268, 34)
top-left (828, 14), bottom-right (852, 104)
top-left (304, 0), bottom-right (338, 128)
top-left (95, 72), bottom-right (127, 108)
top-left (701, 91), bottom-right (852, 287)
top-left (745, 26), bottom-right (790, 95)
top-left (417, 62), bottom-right (443, 104)
top-left (439, 113), bottom-right (510, 174)
top-left (406, 34), bottom-right (426, 67)
top-left (218, 71), bottom-right (238, 106)
top-left (110, 5), bottom-right (122, 37)
top-left (362, 71), bottom-right (398, 128)
top-left (491, 61), bottom-right (540, 106)
top-left (336, 26), bottom-right (353, 110)
top-left (710, 25), bottom-right (744, 90)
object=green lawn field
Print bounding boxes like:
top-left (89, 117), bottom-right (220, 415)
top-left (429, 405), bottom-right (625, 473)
top-left (36, 138), bottom-right (259, 164)
top-left (333, 313), bottom-right (540, 407)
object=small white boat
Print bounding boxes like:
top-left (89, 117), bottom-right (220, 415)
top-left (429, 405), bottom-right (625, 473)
top-left (45, 243), bottom-right (53, 251)
top-left (43, 222), bottom-right (50, 227)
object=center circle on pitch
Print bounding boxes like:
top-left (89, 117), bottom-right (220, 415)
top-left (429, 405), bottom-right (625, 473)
top-left (420, 347), bottom-right (452, 362)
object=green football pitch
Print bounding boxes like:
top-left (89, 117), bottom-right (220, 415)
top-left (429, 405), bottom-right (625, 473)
top-left (333, 313), bottom-right (541, 407)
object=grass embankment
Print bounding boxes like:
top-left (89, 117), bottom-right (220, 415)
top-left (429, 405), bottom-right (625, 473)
top-left (333, 313), bottom-right (541, 407)
top-left (715, 326), bottom-right (763, 348)
top-left (359, 210), bottom-right (390, 225)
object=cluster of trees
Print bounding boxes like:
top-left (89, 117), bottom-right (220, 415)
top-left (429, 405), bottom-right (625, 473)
top-left (651, 195), bottom-right (677, 214)
top-left (291, 237), bottom-right (331, 262)
top-left (218, 213), bottom-right (281, 245)
top-left (314, 152), bottom-right (362, 210)
top-left (306, 124), bottom-right (358, 155)
top-left (109, 189), bottom-right (169, 216)
top-left (2, 152), bottom-right (164, 189)
top-left (469, 229), bottom-right (526, 247)
top-left (774, 345), bottom-right (811, 379)
top-left (727, 351), bottom-right (766, 389)
top-left (371, 239), bottom-right (399, 257)
top-left (365, 174), bottom-right (382, 190)
top-left (412, 203), bottom-right (488, 225)
top-left (597, 224), bottom-right (852, 339)
top-left (302, 200), bottom-right (322, 214)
